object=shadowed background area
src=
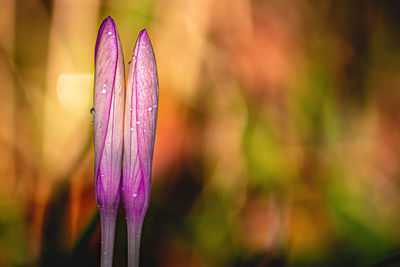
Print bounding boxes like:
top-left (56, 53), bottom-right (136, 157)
top-left (1, 0), bottom-right (400, 266)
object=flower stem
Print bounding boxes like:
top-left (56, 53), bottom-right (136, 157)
top-left (100, 213), bottom-right (117, 267)
top-left (127, 220), bottom-right (143, 267)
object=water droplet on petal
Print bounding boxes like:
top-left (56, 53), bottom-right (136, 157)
top-left (136, 121), bottom-right (140, 125)
top-left (101, 88), bottom-right (107, 94)
top-left (133, 193), bottom-right (137, 197)
top-left (147, 107), bottom-right (152, 112)
top-left (108, 31), bottom-right (112, 35)
top-left (103, 83), bottom-right (106, 87)
top-left (143, 129), bottom-right (146, 133)
top-left (90, 107), bottom-right (95, 115)
top-left (130, 127), bottom-right (134, 131)
top-left (130, 107), bottom-right (133, 111)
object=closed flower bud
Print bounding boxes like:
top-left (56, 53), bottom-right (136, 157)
top-left (93, 16), bottom-right (125, 267)
top-left (123, 29), bottom-right (159, 267)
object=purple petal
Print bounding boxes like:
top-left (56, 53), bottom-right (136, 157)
top-left (95, 16), bottom-right (112, 64)
top-left (123, 29), bottom-right (159, 221)
top-left (93, 17), bottom-right (125, 212)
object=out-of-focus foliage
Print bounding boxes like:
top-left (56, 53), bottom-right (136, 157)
top-left (1, 0), bottom-right (400, 266)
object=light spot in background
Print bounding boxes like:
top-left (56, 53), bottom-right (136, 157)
top-left (56, 73), bottom-right (93, 118)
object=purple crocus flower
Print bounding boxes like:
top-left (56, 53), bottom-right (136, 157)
top-left (93, 17), bottom-right (125, 267)
top-left (123, 29), bottom-right (159, 267)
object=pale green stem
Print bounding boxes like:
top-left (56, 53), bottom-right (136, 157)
top-left (100, 213), bottom-right (117, 267)
top-left (127, 220), bottom-right (143, 267)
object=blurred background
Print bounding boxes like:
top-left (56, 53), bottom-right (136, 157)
top-left (1, 0), bottom-right (400, 266)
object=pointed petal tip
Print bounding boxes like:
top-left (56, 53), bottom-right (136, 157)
top-left (100, 16), bottom-right (116, 31)
top-left (103, 17), bottom-right (117, 32)
top-left (95, 17), bottom-right (118, 62)
top-left (139, 28), bottom-right (148, 35)
top-left (130, 29), bottom-right (150, 61)
top-left (103, 17), bottom-right (118, 29)
top-left (138, 29), bottom-right (150, 43)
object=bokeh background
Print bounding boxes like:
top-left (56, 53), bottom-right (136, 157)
top-left (1, 0), bottom-right (400, 266)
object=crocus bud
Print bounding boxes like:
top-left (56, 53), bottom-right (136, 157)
top-left (93, 17), bottom-right (125, 267)
top-left (123, 29), bottom-right (159, 267)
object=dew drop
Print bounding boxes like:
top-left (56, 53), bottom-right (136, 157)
top-left (147, 107), bottom-right (152, 112)
top-left (103, 83), bottom-right (106, 87)
top-left (130, 127), bottom-right (134, 131)
top-left (129, 107), bottom-right (133, 111)
top-left (153, 104), bottom-right (157, 108)
top-left (108, 31), bottom-right (112, 35)
top-left (101, 174), bottom-right (104, 177)
top-left (90, 107), bottom-right (95, 115)
top-left (99, 127), bottom-right (102, 131)
top-left (136, 121), bottom-right (140, 125)
top-left (143, 129), bottom-right (146, 133)
top-left (101, 88), bottom-right (107, 94)
top-left (133, 193), bottom-right (137, 197)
